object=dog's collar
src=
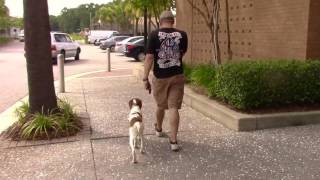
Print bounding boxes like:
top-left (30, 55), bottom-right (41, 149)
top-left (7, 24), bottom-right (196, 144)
top-left (131, 112), bottom-right (142, 117)
top-left (129, 117), bottom-right (142, 127)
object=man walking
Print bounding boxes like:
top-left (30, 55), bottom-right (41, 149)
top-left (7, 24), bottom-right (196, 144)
top-left (143, 11), bottom-right (188, 151)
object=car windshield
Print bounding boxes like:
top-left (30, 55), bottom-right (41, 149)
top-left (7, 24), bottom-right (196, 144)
top-left (128, 37), bottom-right (143, 43)
top-left (132, 39), bottom-right (144, 44)
top-left (65, 35), bottom-right (73, 42)
top-left (115, 36), bottom-right (129, 41)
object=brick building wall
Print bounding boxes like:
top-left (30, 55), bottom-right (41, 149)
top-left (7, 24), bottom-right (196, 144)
top-left (176, 0), bottom-right (319, 65)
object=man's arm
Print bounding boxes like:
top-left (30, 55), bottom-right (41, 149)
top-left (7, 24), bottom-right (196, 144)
top-left (144, 30), bottom-right (156, 93)
top-left (143, 54), bottom-right (154, 80)
top-left (143, 53), bottom-right (154, 94)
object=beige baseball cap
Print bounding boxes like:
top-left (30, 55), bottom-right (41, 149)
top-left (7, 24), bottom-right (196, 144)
top-left (160, 10), bottom-right (175, 22)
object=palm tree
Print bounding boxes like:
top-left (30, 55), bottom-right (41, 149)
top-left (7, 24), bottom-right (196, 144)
top-left (129, 0), bottom-right (174, 28)
top-left (97, 0), bottom-right (132, 33)
top-left (125, 0), bottom-right (143, 35)
top-left (97, 4), bottom-right (117, 30)
top-left (23, 0), bottom-right (57, 113)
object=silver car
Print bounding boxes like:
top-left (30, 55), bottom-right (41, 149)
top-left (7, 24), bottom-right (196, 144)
top-left (99, 36), bottom-right (130, 51)
top-left (115, 36), bottom-right (143, 53)
top-left (51, 32), bottom-right (81, 63)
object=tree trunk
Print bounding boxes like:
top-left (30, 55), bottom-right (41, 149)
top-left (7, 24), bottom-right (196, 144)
top-left (134, 17), bottom-right (139, 36)
top-left (24, 0), bottom-right (57, 114)
top-left (213, 0), bottom-right (221, 64)
top-left (155, 16), bottom-right (159, 28)
top-left (225, 0), bottom-right (232, 60)
top-left (148, 14), bottom-right (152, 33)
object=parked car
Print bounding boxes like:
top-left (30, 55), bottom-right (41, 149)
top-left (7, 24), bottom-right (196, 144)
top-left (99, 36), bottom-right (130, 51)
top-left (19, 30), bottom-right (24, 42)
top-left (51, 32), bottom-right (81, 63)
top-left (94, 36), bottom-right (109, 46)
top-left (88, 30), bottom-right (119, 44)
top-left (124, 39), bottom-right (145, 61)
top-left (115, 36), bottom-right (143, 53)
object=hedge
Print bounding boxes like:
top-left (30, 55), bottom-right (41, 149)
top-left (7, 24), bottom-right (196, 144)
top-left (70, 33), bottom-right (84, 41)
top-left (184, 60), bottom-right (320, 110)
top-left (0, 37), bottom-right (10, 45)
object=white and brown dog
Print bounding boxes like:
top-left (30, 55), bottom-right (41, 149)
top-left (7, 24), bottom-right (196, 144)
top-left (128, 98), bottom-right (144, 163)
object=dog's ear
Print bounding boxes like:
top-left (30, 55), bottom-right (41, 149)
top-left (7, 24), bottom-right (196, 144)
top-left (136, 98), bottom-right (142, 109)
top-left (128, 99), bottom-right (133, 109)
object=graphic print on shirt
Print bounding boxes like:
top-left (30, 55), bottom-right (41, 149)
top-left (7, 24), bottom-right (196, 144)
top-left (157, 31), bottom-right (182, 69)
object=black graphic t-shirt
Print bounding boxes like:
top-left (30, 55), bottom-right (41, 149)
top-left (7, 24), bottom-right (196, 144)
top-left (147, 28), bottom-right (188, 78)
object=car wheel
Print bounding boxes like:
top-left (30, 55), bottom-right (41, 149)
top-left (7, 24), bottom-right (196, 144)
top-left (75, 48), bottom-right (80, 60)
top-left (108, 45), bottom-right (115, 52)
top-left (137, 52), bottom-right (146, 61)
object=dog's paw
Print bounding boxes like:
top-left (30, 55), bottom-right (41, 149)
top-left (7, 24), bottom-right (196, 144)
top-left (132, 160), bottom-right (137, 164)
top-left (140, 149), bottom-right (145, 154)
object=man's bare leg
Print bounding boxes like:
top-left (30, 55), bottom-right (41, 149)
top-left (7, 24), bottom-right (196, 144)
top-left (168, 108), bottom-right (179, 143)
top-left (156, 107), bottom-right (165, 133)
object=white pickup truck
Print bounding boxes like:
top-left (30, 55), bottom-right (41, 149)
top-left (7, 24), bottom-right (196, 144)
top-left (87, 30), bottom-right (119, 44)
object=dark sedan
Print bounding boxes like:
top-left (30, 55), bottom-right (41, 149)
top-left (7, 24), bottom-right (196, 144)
top-left (124, 39), bottom-right (145, 61)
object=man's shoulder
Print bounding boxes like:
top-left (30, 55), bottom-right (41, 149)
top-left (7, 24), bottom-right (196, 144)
top-left (150, 29), bottom-right (160, 36)
top-left (171, 29), bottom-right (187, 38)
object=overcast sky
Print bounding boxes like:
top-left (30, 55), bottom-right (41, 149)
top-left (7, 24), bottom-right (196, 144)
top-left (5, 0), bottom-right (112, 17)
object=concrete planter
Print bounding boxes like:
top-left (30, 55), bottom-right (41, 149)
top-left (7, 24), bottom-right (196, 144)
top-left (184, 87), bottom-right (320, 131)
top-left (133, 63), bottom-right (320, 131)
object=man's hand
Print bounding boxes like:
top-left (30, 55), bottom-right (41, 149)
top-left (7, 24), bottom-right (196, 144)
top-left (143, 79), bottom-right (151, 94)
top-left (143, 54), bottom-right (153, 94)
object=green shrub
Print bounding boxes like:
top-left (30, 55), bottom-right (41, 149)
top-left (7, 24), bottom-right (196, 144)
top-left (190, 65), bottom-right (215, 89)
top-left (209, 60), bottom-right (320, 110)
top-left (70, 33), bottom-right (84, 41)
top-left (183, 63), bottom-right (193, 83)
top-left (0, 37), bottom-right (10, 45)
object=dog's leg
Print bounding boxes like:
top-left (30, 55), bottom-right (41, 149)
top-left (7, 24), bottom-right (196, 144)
top-left (134, 137), bottom-right (138, 148)
top-left (140, 134), bottom-right (144, 154)
top-left (129, 137), bottom-right (137, 163)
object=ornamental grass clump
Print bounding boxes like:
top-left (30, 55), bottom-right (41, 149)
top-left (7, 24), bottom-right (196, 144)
top-left (3, 98), bottom-right (82, 140)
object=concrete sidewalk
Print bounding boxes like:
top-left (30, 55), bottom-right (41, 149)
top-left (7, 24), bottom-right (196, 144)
top-left (1, 72), bottom-right (320, 180)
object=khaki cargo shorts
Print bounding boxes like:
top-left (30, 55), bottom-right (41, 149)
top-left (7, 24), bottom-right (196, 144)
top-left (152, 74), bottom-right (185, 109)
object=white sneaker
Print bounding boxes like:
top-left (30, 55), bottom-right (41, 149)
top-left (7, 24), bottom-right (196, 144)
top-left (155, 131), bottom-right (165, 137)
top-left (170, 141), bottom-right (180, 152)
